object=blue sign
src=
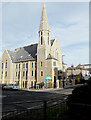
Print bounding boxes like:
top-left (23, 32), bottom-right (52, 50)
top-left (45, 76), bottom-right (52, 82)
top-left (45, 80), bottom-right (52, 82)
top-left (45, 77), bottom-right (52, 79)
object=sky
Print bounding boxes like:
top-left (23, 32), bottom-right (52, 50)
top-left (1, 2), bottom-right (89, 67)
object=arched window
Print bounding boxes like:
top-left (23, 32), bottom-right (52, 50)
top-left (41, 37), bottom-right (43, 45)
top-left (32, 71), bottom-right (33, 76)
top-left (16, 72), bottom-right (17, 77)
top-left (32, 62), bottom-right (33, 68)
top-left (41, 62), bottom-right (42, 67)
top-left (26, 71), bottom-right (28, 80)
top-left (26, 63), bottom-right (28, 68)
top-left (23, 71), bottom-right (25, 77)
top-left (5, 71), bottom-right (7, 77)
top-left (5, 60), bottom-right (7, 68)
top-left (23, 81), bottom-right (24, 88)
top-left (16, 64), bottom-right (18, 69)
top-left (35, 62), bottom-right (36, 68)
top-left (41, 71), bottom-right (43, 76)
top-left (2, 62), bottom-right (3, 69)
top-left (41, 31), bottom-right (42, 36)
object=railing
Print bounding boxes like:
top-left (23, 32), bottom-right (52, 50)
top-left (1, 97), bottom-right (69, 120)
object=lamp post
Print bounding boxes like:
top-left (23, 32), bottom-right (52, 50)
top-left (62, 55), bottom-right (65, 88)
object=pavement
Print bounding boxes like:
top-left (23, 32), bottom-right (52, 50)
top-left (21, 84), bottom-right (83, 92)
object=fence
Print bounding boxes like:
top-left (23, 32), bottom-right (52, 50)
top-left (2, 97), bottom-right (69, 120)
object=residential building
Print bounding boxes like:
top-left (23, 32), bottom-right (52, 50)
top-left (67, 64), bottom-right (91, 82)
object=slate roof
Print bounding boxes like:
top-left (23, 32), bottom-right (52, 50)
top-left (7, 39), bottom-right (55, 63)
top-left (7, 44), bottom-right (38, 63)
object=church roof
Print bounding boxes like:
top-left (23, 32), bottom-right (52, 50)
top-left (7, 44), bottom-right (38, 63)
top-left (7, 38), bottom-right (55, 63)
top-left (39, 3), bottom-right (50, 31)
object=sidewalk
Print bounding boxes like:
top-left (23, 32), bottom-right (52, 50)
top-left (22, 87), bottom-right (63, 92)
top-left (21, 84), bottom-right (83, 92)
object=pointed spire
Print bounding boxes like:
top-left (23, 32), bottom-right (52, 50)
top-left (39, 3), bottom-right (50, 31)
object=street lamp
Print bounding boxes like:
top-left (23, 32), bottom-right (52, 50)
top-left (62, 55), bottom-right (65, 88)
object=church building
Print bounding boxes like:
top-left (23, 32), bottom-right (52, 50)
top-left (0, 3), bottom-right (64, 89)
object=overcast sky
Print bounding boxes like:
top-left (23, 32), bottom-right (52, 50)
top-left (1, 2), bottom-right (89, 67)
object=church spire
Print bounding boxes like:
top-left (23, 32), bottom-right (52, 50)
top-left (39, 3), bottom-right (50, 31)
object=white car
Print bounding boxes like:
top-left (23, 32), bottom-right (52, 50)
top-left (4, 84), bottom-right (19, 90)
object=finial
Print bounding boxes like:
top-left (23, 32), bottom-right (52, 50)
top-left (43, 2), bottom-right (46, 8)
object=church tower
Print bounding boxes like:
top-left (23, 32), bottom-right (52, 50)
top-left (37, 3), bottom-right (51, 84)
top-left (37, 3), bottom-right (50, 60)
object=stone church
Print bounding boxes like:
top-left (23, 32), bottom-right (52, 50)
top-left (0, 3), bottom-right (65, 89)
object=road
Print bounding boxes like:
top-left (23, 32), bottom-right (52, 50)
top-left (2, 84), bottom-right (82, 112)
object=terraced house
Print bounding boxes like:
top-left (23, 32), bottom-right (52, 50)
top-left (0, 3), bottom-right (65, 89)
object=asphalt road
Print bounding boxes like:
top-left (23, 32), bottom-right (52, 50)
top-left (2, 84), bottom-right (83, 113)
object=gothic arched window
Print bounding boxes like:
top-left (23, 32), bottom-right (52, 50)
top-left (41, 37), bottom-right (43, 45)
top-left (41, 71), bottom-right (43, 76)
top-left (2, 62), bottom-right (3, 69)
top-left (5, 60), bottom-right (7, 68)
top-left (32, 62), bottom-right (33, 68)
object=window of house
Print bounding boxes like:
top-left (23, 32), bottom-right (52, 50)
top-left (5, 60), bottom-right (7, 68)
top-left (19, 64), bottom-right (20, 69)
top-left (32, 71), bottom-right (33, 76)
top-left (41, 37), bottom-right (43, 45)
top-left (18, 71), bottom-right (20, 80)
top-left (26, 63), bottom-right (28, 68)
top-left (23, 64), bottom-right (25, 68)
top-left (32, 62), bottom-right (33, 68)
top-left (26, 71), bottom-right (28, 80)
top-left (23, 81), bottom-right (24, 88)
top-left (16, 64), bottom-right (17, 69)
top-left (5, 71), bottom-right (7, 77)
top-left (41, 71), bottom-right (43, 76)
top-left (23, 71), bottom-right (25, 77)
top-left (31, 81), bottom-right (33, 88)
top-left (41, 62), bottom-right (42, 67)
top-left (16, 72), bottom-right (17, 77)
top-left (2, 62), bottom-right (3, 69)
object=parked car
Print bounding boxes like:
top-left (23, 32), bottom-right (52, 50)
top-left (0, 84), bottom-right (6, 89)
top-left (3, 84), bottom-right (19, 90)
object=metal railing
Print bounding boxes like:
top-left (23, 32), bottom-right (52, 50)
top-left (2, 97), bottom-right (69, 120)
